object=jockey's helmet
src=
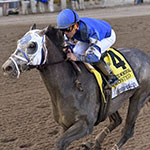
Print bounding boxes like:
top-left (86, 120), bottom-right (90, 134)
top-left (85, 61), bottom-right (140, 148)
top-left (56, 9), bottom-right (79, 29)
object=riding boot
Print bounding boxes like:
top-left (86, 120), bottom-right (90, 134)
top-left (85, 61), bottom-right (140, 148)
top-left (94, 59), bottom-right (118, 86)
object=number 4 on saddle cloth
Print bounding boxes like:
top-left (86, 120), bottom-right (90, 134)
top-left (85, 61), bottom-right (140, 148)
top-left (87, 48), bottom-right (139, 102)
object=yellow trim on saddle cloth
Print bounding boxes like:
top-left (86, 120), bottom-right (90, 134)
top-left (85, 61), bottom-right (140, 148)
top-left (83, 63), bottom-right (106, 103)
top-left (90, 69), bottom-right (106, 103)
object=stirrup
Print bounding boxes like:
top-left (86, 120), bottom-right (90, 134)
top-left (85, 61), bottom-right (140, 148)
top-left (108, 76), bottom-right (119, 86)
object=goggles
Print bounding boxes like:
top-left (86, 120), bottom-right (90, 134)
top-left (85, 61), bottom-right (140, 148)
top-left (60, 25), bottom-right (74, 32)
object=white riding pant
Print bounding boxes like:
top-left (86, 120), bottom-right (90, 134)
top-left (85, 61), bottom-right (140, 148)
top-left (73, 29), bottom-right (116, 57)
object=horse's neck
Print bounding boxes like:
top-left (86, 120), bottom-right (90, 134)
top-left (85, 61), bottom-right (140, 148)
top-left (46, 37), bottom-right (64, 63)
top-left (40, 38), bottom-right (75, 96)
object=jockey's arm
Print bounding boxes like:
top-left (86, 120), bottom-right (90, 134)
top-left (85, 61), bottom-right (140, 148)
top-left (63, 34), bottom-right (75, 53)
top-left (65, 27), bottom-right (102, 63)
top-left (76, 27), bottom-right (102, 63)
top-left (77, 43), bottom-right (101, 63)
top-left (66, 43), bottom-right (102, 62)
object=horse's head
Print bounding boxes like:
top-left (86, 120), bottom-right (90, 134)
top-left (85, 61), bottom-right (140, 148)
top-left (2, 24), bottom-right (48, 78)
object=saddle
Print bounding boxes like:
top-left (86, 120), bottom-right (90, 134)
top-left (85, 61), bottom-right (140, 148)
top-left (69, 48), bottom-right (139, 125)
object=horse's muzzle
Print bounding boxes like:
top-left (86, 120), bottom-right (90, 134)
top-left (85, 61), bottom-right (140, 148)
top-left (2, 59), bottom-right (18, 78)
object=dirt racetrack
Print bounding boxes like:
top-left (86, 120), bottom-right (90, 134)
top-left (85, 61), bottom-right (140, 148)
top-left (0, 5), bottom-right (150, 150)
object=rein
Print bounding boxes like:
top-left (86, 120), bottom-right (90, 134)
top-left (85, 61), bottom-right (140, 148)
top-left (29, 43), bottom-right (68, 70)
top-left (29, 58), bottom-right (68, 70)
top-left (32, 40), bottom-right (68, 70)
top-left (29, 44), bottom-right (79, 71)
top-left (43, 58), bottom-right (67, 66)
top-left (29, 44), bottom-right (82, 74)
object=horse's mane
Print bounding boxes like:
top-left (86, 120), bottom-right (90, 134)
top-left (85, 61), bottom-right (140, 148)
top-left (45, 25), bottom-right (64, 51)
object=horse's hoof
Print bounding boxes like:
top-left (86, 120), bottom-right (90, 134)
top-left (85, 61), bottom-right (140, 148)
top-left (81, 142), bottom-right (93, 150)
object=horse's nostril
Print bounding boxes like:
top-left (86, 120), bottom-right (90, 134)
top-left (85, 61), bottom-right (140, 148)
top-left (5, 66), bottom-right (13, 72)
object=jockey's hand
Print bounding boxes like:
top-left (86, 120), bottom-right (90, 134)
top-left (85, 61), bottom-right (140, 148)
top-left (67, 52), bottom-right (78, 61)
top-left (63, 47), bottom-right (72, 53)
top-left (63, 47), bottom-right (68, 53)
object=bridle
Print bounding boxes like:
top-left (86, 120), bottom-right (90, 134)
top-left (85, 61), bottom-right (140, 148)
top-left (29, 36), bottom-right (68, 70)
top-left (9, 33), bottom-right (67, 78)
top-left (10, 30), bottom-right (82, 91)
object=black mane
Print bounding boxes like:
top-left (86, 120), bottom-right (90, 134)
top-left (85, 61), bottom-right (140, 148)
top-left (45, 25), bottom-right (64, 51)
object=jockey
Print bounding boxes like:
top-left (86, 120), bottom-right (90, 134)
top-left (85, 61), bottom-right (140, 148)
top-left (56, 9), bottom-right (118, 86)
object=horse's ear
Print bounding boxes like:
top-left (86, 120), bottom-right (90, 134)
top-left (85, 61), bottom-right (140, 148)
top-left (30, 24), bottom-right (36, 30)
top-left (39, 26), bottom-right (48, 36)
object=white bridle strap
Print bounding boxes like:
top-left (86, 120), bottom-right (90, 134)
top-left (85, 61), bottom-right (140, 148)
top-left (9, 56), bottom-right (20, 78)
top-left (42, 35), bottom-right (48, 65)
top-left (8, 50), bottom-right (29, 78)
top-left (13, 54), bottom-right (28, 62)
top-left (8, 35), bottom-right (48, 78)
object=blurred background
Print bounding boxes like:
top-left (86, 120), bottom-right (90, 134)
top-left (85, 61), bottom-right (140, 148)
top-left (0, 0), bottom-right (148, 16)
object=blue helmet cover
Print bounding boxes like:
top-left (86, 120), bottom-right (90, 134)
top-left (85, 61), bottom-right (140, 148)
top-left (56, 9), bottom-right (79, 29)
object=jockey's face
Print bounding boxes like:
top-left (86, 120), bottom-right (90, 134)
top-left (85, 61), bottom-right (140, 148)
top-left (64, 23), bottom-right (79, 38)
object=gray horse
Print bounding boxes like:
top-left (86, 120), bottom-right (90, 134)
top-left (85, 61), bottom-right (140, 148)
top-left (2, 25), bottom-right (150, 150)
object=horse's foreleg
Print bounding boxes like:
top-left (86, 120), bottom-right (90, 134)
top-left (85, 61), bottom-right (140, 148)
top-left (94, 111), bottom-right (122, 150)
top-left (56, 120), bottom-right (92, 150)
top-left (112, 91), bottom-right (147, 150)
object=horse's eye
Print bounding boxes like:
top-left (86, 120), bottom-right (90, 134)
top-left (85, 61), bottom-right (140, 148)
top-left (27, 42), bottom-right (37, 54)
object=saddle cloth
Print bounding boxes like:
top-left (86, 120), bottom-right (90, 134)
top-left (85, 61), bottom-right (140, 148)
top-left (89, 48), bottom-right (139, 99)
top-left (105, 48), bottom-right (139, 98)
